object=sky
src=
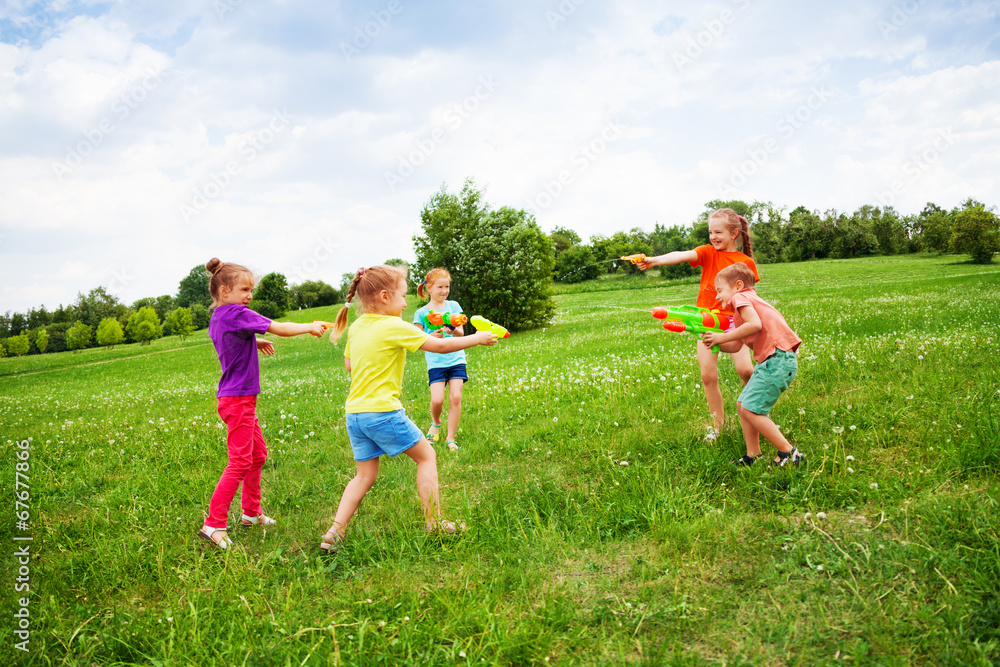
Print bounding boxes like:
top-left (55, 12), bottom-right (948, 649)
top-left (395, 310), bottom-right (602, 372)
top-left (1, 0), bottom-right (998, 313)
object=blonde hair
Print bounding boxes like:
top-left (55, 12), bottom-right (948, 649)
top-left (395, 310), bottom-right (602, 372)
top-left (416, 268), bottom-right (451, 299)
top-left (710, 208), bottom-right (754, 258)
top-left (329, 265), bottom-right (408, 343)
top-left (716, 262), bottom-right (757, 289)
top-left (205, 258), bottom-right (254, 308)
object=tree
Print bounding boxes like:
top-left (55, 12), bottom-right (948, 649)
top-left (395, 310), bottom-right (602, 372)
top-left (66, 321), bottom-right (93, 352)
top-left (97, 317), bottom-right (125, 349)
top-left (74, 287), bottom-right (121, 330)
top-left (384, 259), bottom-right (416, 294)
top-left (783, 206), bottom-right (834, 261)
top-left (951, 199), bottom-right (1000, 264)
top-left (831, 213), bottom-right (879, 259)
top-left (250, 273), bottom-right (289, 319)
top-left (126, 307), bottom-right (163, 345)
top-left (190, 303), bottom-right (210, 329)
top-left (6, 333), bottom-right (29, 356)
top-left (549, 226), bottom-right (582, 259)
top-left (413, 180), bottom-right (556, 331)
top-left (554, 244), bottom-right (600, 283)
top-left (35, 328), bottom-right (49, 354)
top-left (0, 340), bottom-right (5, 358)
top-left (176, 265), bottom-right (212, 308)
top-left (165, 308), bottom-right (195, 340)
top-left (917, 203), bottom-right (953, 253)
top-left (289, 280), bottom-right (340, 310)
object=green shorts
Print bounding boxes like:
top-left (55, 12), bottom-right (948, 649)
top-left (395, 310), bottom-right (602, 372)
top-left (739, 349), bottom-right (797, 416)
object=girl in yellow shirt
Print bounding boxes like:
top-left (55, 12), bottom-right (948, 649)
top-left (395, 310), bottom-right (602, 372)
top-left (321, 265), bottom-right (496, 551)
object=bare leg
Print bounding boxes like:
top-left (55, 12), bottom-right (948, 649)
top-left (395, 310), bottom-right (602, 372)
top-left (328, 458), bottom-right (380, 537)
top-left (428, 382), bottom-right (446, 438)
top-left (696, 341), bottom-right (725, 430)
top-left (738, 401), bottom-right (793, 459)
top-left (731, 345), bottom-right (754, 386)
top-left (445, 379), bottom-right (464, 443)
top-left (402, 438), bottom-right (441, 528)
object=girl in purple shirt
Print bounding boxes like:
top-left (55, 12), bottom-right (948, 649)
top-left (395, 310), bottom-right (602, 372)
top-left (198, 258), bottom-right (327, 550)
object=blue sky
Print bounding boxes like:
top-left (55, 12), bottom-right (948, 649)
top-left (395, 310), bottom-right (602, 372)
top-left (1, 0), bottom-right (998, 312)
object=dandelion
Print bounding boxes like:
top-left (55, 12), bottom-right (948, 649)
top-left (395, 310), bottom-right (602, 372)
top-left (804, 512), bottom-right (813, 519)
top-left (816, 512), bottom-right (827, 520)
top-left (817, 564), bottom-right (825, 572)
top-left (845, 455), bottom-right (854, 461)
top-left (620, 461), bottom-right (629, 466)
top-left (798, 408), bottom-right (806, 415)
top-left (850, 425), bottom-right (857, 431)
top-left (553, 417), bottom-right (558, 422)
top-left (847, 467), bottom-right (854, 473)
top-left (832, 426), bottom-right (844, 434)
top-left (870, 482), bottom-right (878, 489)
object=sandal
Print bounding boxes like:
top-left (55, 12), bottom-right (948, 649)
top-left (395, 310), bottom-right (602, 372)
top-left (426, 519), bottom-right (466, 534)
top-left (197, 526), bottom-right (232, 550)
top-left (241, 513), bottom-right (276, 527)
top-left (320, 529), bottom-right (344, 552)
top-left (772, 447), bottom-right (804, 468)
top-left (446, 440), bottom-right (459, 452)
top-left (425, 424), bottom-right (441, 444)
top-left (734, 454), bottom-right (762, 467)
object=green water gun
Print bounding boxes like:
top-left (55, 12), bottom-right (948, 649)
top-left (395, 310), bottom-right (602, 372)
top-left (652, 305), bottom-right (730, 353)
top-left (422, 311), bottom-right (468, 332)
top-left (470, 315), bottom-right (510, 339)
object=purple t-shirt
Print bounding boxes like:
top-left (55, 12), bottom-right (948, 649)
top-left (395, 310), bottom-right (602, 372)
top-left (209, 304), bottom-right (272, 397)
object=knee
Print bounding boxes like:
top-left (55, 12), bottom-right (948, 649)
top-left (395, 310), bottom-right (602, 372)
top-left (430, 397), bottom-right (445, 411)
top-left (449, 394), bottom-right (462, 410)
top-left (701, 368), bottom-right (719, 386)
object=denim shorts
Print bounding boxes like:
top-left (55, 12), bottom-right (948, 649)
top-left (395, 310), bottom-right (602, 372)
top-left (739, 349), bottom-right (798, 416)
top-left (346, 410), bottom-right (424, 462)
top-left (428, 363), bottom-right (468, 386)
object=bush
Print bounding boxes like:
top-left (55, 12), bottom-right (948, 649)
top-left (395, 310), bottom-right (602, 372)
top-left (248, 299), bottom-right (282, 319)
top-left (126, 307), bottom-right (163, 345)
top-left (97, 317), bottom-right (125, 349)
top-left (6, 333), bottom-right (29, 356)
top-left (35, 328), bottom-right (49, 354)
top-left (951, 199), bottom-right (999, 264)
top-left (165, 308), bottom-right (195, 340)
top-left (66, 321), bottom-right (93, 352)
top-left (555, 245), bottom-right (600, 283)
top-left (190, 303), bottom-right (210, 329)
top-left (413, 180), bottom-right (556, 332)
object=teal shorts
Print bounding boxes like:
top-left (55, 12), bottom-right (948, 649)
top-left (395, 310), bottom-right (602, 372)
top-left (739, 349), bottom-right (797, 416)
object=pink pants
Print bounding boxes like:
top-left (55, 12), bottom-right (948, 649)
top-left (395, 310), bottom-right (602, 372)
top-left (206, 395), bottom-right (268, 529)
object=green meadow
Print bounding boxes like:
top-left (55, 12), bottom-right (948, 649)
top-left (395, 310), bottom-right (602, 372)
top-left (2, 254), bottom-right (999, 666)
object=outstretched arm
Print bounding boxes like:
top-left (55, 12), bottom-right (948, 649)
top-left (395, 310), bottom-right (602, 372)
top-left (267, 321), bottom-right (327, 338)
top-left (638, 250), bottom-right (698, 270)
top-left (420, 330), bottom-right (495, 353)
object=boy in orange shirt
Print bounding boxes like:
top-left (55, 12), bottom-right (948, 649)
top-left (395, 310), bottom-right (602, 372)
top-left (700, 263), bottom-right (804, 467)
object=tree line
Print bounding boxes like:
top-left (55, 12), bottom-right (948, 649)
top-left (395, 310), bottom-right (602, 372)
top-left (0, 267), bottom-right (342, 357)
top-left (552, 197), bottom-right (999, 282)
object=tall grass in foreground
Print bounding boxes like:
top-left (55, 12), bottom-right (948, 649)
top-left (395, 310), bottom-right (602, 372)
top-left (1, 255), bottom-right (999, 666)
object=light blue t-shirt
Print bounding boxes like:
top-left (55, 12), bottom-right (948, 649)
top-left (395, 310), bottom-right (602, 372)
top-left (413, 300), bottom-right (466, 370)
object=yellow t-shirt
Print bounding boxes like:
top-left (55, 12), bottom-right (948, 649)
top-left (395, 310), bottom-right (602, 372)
top-left (344, 314), bottom-right (430, 413)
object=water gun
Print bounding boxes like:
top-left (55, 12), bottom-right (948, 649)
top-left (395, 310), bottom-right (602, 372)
top-left (422, 311), bottom-right (468, 332)
top-left (313, 321), bottom-right (334, 336)
top-left (651, 305), bottom-right (730, 353)
top-left (621, 253), bottom-right (647, 265)
top-left (470, 315), bottom-right (510, 339)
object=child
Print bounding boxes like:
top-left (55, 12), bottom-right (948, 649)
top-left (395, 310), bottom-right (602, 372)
top-left (412, 268), bottom-right (466, 452)
top-left (700, 263), bottom-right (803, 467)
top-left (197, 258), bottom-right (326, 550)
top-left (321, 265), bottom-right (497, 551)
top-left (638, 208), bottom-right (759, 435)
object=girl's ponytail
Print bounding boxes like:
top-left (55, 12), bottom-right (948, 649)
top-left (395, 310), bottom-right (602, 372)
top-left (738, 215), bottom-right (754, 259)
top-left (330, 269), bottom-right (365, 343)
top-left (416, 281), bottom-right (428, 299)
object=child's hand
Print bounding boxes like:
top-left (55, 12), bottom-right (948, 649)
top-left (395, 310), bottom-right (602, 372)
top-left (637, 257), bottom-right (659, 270)
top-left (700, 331), bottom-right (721, 348)
top-left (473, 330), bottom-right (498, 347)
top-left (429, 329), bottom-right (446, 338)
top-left (310, 320), bottom-right (333, 337)
top-left (256, 338), bottom-right (275, 355)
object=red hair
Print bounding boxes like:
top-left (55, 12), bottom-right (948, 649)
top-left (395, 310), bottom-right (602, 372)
top-left (416, 268), bottom-right (451, 299)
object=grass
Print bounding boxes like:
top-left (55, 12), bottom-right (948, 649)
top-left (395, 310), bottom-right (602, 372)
top-left (1, 254), bottom-right (999, 666)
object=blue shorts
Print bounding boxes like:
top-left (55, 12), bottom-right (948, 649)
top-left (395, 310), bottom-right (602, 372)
top-left (739, 349), bottom-right (798, 416)
top-left (428, 363), bottom-right (468, 386)
top-left (346, 410), bottom-right (424, 462)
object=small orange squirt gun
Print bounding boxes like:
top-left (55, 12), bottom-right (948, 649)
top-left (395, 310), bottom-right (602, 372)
top-left (651, 306), bottom-right (730, 353)
top-left (313, 321), bottom-right (334, 337)
top-left (620, 253), bottom-right (646, 265)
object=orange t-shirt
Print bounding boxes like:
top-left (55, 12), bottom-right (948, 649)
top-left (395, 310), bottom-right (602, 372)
top-left (731, 289), bottom-right (802, 363)
top-left (691, 245), bottom-right (760, 315)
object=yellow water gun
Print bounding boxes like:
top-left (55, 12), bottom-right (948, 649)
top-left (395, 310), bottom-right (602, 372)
top-left (470, 315), bottom-right (510, 339)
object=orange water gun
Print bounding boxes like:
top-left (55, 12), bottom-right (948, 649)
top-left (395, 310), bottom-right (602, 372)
top-left (621, 253), bottom-right (647, 265)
